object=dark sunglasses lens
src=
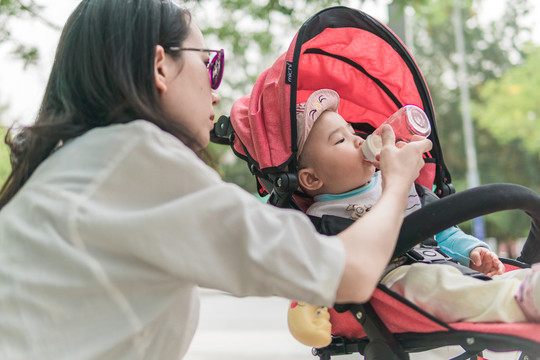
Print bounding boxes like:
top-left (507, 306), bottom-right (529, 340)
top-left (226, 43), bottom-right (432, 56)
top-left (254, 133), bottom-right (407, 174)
top-left (210, 51), bottom-right (223, 89)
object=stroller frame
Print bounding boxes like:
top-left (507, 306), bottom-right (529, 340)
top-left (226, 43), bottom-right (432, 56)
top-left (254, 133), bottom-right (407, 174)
top-left (212, 6), bottom-right (540, 360)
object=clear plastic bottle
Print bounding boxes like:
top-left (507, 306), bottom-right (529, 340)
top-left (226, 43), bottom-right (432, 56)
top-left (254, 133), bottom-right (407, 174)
top-left (362, 105), bottom-right (431, 162)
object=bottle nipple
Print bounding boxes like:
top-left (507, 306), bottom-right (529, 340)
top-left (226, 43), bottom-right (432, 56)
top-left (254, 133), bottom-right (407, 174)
top-left (362, 134), bottom-right (382, 162)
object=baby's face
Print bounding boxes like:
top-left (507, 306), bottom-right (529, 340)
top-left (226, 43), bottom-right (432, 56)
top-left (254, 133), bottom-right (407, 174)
top-left (301, 111), bottom-right (375, 195)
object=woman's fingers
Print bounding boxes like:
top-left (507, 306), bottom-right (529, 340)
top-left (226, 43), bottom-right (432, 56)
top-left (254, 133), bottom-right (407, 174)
top-left (410, 138), bottom-right (433, 153)
top-left (380, 125), bottom-right (396, 146)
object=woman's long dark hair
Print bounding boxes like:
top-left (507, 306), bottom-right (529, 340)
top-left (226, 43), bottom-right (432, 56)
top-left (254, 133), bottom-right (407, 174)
top-left (0, 0), bottom-right (193, 209)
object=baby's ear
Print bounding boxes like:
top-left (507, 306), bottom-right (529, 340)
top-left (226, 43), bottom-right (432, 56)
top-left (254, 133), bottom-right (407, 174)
top-left (298, 168), bottom-right (323, 193)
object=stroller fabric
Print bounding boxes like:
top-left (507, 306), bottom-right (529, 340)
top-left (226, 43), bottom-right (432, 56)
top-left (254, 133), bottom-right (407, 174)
top-left (229, 7), bottom-right (453, 200)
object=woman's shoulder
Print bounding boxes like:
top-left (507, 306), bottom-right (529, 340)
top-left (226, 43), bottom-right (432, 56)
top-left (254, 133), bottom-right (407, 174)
top-left (122, 119), bottom-right (165, 134)
top-left (83, 119), bottom-right (195, 157)
top-left (107, 120), bottom-right (181, 144)
top-left (58, 119), bottom-right (221, 199)
top-left (55, 119), bottom-right (211, 181)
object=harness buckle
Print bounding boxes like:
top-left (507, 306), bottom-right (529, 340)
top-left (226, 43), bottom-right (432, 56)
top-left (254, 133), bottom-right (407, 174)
top-left (405, 246), bottom-right (453, 264)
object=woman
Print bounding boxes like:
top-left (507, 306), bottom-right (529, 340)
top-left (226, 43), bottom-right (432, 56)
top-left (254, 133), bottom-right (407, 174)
top-left (0, 0), bottom-right (431, 359)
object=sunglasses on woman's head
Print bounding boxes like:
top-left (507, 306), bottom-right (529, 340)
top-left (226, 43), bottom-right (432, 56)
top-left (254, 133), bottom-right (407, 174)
top-left (167, 47), bottom-right (225, 90)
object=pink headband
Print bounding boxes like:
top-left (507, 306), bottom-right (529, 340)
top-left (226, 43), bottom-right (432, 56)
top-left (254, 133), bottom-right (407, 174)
top-left (295, 89), bottom-right (340, 157)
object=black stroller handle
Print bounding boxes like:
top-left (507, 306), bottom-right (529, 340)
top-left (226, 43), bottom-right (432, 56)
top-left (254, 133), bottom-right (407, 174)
top-left (395, 183), bottom-right (540, 264)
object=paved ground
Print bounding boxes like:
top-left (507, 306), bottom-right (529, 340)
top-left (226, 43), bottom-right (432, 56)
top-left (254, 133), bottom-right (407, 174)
top-left (184, 289), bottom-right (523, 360)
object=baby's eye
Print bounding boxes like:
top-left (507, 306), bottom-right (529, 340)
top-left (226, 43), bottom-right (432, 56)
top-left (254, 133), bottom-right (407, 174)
top-left (334, 138), bottom-right (345, 145)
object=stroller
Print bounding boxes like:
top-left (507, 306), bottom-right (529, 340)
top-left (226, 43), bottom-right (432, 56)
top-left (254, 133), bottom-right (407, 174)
top-left (211, 6), bottom-right (540, 360)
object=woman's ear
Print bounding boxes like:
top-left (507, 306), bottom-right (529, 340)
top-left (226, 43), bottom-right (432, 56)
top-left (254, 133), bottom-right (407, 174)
top-left (154, 45), bottom-right (167, 94)
top-left (298, 168), bottom-right (323, 193)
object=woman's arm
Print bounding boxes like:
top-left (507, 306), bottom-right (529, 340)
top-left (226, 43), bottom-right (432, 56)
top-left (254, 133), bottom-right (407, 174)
top-left (335, 126), bottom-right (432, 303)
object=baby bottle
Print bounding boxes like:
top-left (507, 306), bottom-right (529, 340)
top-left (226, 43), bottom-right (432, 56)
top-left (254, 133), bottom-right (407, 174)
top-left (362, 105), bottom-right (431, 162)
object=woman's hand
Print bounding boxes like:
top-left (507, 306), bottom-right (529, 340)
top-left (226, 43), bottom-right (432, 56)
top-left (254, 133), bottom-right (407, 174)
top-left (377, 125), bottom-right (432, 195)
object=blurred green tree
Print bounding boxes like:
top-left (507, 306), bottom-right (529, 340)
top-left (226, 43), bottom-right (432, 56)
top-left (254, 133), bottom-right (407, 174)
top-left (474, 45), bottom-right (540, 158)
top-left (405, 0), bottom-right (538, 239)
top-left (0, 0), bottom-right (47, 67)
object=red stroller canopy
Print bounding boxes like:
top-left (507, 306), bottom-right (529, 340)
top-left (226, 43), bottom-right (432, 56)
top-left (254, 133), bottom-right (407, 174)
top-left (230, 6), bottom-right (452, 196)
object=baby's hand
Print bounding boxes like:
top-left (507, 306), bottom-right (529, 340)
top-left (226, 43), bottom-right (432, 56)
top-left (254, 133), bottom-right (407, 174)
top-left (469, 247), bottom-right (505, 277)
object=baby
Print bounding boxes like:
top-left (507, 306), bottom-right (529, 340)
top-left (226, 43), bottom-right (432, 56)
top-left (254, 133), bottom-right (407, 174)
top-left (287, 89), bottom-right (540, 347)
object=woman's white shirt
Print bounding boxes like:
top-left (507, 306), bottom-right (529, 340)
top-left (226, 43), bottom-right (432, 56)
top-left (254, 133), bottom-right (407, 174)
top-left (0, 120), bottom-right (344, 360)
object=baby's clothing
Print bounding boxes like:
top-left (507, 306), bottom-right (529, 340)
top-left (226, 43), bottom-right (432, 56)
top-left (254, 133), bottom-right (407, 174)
top-left (307, 172), bottom-right (420, 219)
top-left (306, 171), bottom-right (539, 323)
top-left (306, 172), bottom-right (487, 266)
top-left (381, 263), bottom-right (530, 323)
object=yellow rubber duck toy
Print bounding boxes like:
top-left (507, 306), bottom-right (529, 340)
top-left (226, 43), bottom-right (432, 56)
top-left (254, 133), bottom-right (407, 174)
top-left (287, 300), bottom-right (332, 348)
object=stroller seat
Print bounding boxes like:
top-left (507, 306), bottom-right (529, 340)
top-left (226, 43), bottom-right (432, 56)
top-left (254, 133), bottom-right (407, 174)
top-left (211, 6), bottom-right (540, 360)
top-left (322, 283), bottom-right (540, 359)
top-left (316, 183), bottom-right (540, 360)
top-left (324, 280), bottom-right (540, 359)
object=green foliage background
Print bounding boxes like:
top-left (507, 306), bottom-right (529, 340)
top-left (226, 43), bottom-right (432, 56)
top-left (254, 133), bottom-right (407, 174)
top-left (0, 0), bottom-right (41, 67)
